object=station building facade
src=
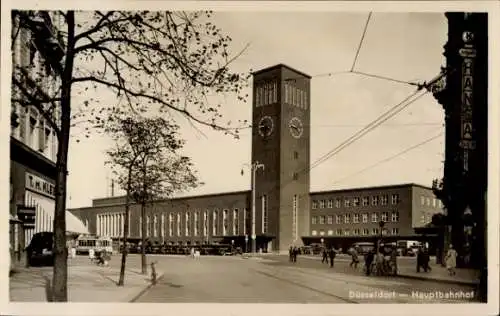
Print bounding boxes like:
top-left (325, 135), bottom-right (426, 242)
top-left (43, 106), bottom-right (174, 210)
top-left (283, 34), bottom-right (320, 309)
top-left (68, 64), bottom-right (443, 253)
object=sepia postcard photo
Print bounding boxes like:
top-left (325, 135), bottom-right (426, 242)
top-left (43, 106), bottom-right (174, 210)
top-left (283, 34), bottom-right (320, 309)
top-left (1, 1), bottom-right (499, 315)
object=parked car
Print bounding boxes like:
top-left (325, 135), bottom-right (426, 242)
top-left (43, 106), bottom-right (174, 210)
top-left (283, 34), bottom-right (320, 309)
top-left (26, 232), bottom-right (54, 267)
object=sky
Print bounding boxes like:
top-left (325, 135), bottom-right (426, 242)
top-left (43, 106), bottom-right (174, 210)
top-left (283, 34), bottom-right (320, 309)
top-left (66, 11), bottom-right (448, 209)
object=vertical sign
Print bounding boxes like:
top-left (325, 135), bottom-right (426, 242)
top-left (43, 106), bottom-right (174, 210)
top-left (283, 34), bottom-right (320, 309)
top-left (459, 29), bottom-right (476, 171)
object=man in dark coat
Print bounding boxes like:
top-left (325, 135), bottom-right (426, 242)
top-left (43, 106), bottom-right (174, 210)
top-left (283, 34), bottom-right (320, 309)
top-left (365, 249), bottom-right (375, 276)
top-left (328, 247), bottom-right (336, 268)
top-left (321, 247), bottom-right (328, 264)
top-left (289, 246), bottom-right (293, 262)
top-left (292, 246), bottom-right (298, 263)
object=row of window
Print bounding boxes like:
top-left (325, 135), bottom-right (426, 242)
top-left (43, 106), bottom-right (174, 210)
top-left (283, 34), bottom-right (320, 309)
top-left (284, 82), bottom-right (308, 109)
top-left (420, 212), bottom-right (434, 225)
top-left (420, 196), bottom-right (443, 208)
top-left (312, 227), bottom-right (399, 237)
top-left (311, 212), bottom-right (400, 225)
top-left (11, 105), bottom-right (58, 163)
top-left (312, 194), bottom-right (400, 209)
top-left (255, 81), bottom-right (278, 107)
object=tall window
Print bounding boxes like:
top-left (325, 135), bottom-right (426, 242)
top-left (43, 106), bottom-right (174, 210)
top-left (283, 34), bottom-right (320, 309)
top-left (344, 214), bottom-right (350, 224)
top-left (319, 215), bottom-right (325, 224)
top-left (372, 228), bottom-right (379, 235)
top-left (391, 212), bottom-right (399, 222)
top-left (362, 197), bottom-right (369, 206)
top-left (381, 195), bottom-right (388, 206)
top-left (327, 215), bottom-right (333, 224)
top-left (223, 209), bottom-right (228, 236)
top-left (203, 211), bottom-right (208, 236)
top-left (311, 216), bottom-right (317, 225)
top-left (176, 213), bottom-right (181, 236)
top-left (194, 211), bottom-right (199, 236)
top-left (233, 209), bottom-right (239, 235)
top-left (336, 229), bottom-right (342, 236)
top-left (372, 196), bottom-right (379, 206)
top-left (391, 194), bottom-right (400, 205)
top-left (363, 228), bottom-right (369, 235)
top-left (354, 228), bottom-right (360, 235)
top-left (185, 212), bottom-right (190, 236)
top-left (421, 196), bottom-right (425, 205)
top-left (161, 214), bottom-right (165, 238)
top-left (262, 195), bottom-right (268, 234)
top-left (292, 195), bottom-right (298, 241)
top-left (169, 213), bottom-right (173, 237)
top-left (336, 215), bottom-right (341, 224)
top-left (243, 208), bottom-right (248, 235)
top-left (372, 213), bottom-right (378, 223)
top-left (353, 214), bottom-right (359, 223)
top-left (327, 199), bottom-right (333, 208)
top-left (353, 197), bottom-right (360, 207)
top-left (335, 198), bottom-right (341, 208)
top-left (381, 212), bottom-right (388, 222)
top-left (312, 200), bottom-right (318, 209)
top-left (213, 210), bottom-right (218, 236)
top-left (153, 215), bottom-right (158, 237)
top-left (319, 200), bottom-right (325, 209)
top-left (344, 199), bottom-right (351, 208)
top-left (256, 80), bottom-right (278, 107)
top-left (362, 213), bottom-right (368, 223)
top-left (392, 228), bottom-right (399, 235)
top-left (146, 215), bottom-right (151, 236)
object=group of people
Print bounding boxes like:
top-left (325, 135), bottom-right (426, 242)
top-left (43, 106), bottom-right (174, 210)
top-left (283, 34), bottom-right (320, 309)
top-left (348, 245), bottom-right (399, 276)
top-left (321, 247), bottom-right (337, 267)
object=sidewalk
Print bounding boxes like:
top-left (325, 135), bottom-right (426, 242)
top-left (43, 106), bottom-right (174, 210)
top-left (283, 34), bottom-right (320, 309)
top-left (299, 254), bottom-right (479, 286)
top-left (9, 257), bottom-right (164, 302)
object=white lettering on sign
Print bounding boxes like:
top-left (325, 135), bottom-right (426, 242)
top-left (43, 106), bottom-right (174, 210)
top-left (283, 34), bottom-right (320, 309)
top-left (462, 122), bottom-right (473, 139)
top-left (26, 172), bottom-right (55, 198)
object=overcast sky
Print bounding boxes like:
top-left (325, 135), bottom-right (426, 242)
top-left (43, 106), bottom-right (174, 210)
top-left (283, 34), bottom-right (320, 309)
top-left (66, 11), bottom-right (448, 209)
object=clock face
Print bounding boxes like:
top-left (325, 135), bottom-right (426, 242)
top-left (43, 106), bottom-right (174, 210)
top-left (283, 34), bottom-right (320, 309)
top-left (258, 116), bottom-right (274, 137)
top-left (289, 117), bottom-right (304, 139)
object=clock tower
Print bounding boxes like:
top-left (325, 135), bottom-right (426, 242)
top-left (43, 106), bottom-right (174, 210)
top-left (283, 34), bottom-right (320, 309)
top-left (251, 64), bottom-right (311, 253)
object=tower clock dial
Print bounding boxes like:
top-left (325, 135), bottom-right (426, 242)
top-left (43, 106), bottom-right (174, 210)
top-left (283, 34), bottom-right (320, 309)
top-left (258, 116), bottom-right (274, 137)
top-left (289, 117), bottom-right (304, 139)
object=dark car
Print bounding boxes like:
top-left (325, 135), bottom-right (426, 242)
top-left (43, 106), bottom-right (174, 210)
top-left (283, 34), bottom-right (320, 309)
top-left (26, 232), bottom-right (55, 267)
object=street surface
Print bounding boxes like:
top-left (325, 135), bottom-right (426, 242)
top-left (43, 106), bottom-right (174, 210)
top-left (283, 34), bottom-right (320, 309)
top-left (131, 254), bottom-right (477, 303)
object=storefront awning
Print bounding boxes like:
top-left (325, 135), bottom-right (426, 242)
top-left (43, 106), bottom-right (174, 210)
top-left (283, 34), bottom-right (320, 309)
top-left (65, 211), bottom-right (89, 234)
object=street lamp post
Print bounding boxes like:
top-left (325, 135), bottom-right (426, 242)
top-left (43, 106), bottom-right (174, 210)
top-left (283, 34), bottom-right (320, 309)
top-left (241, 161), bottom-right (265, 254)
top-left (378, 220), bottom-right (385, 253)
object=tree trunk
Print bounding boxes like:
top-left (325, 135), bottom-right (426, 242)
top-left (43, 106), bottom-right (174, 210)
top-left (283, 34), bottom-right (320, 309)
top-left (52, 11), bottom-right (75, 302)
top-left (141, 201), bottom-right (147, 275)
top-left (118, 165), bottom-right (134, 286)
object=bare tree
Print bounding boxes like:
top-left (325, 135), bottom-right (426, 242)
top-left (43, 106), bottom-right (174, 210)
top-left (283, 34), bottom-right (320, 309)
top-left (106, 115), bottom-right (199, 284)
top-left (11, 10), bottom-right (249, 301)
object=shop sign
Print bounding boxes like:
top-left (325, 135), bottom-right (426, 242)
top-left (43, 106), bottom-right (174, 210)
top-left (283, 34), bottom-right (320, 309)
top-left (26, 172), bottom-right (55, 198)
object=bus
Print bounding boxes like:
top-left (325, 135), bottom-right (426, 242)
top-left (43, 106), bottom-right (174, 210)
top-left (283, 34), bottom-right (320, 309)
top-left (75, 235), bottom-right (113, 255)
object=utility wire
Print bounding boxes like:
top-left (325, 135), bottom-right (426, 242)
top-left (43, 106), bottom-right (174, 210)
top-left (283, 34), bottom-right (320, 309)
top-left (325, 132), bottom-right (444, 188)
top-left (309, 89), bottom-right (426, 171)
top-left (350, 12), bottom-right (372, 72)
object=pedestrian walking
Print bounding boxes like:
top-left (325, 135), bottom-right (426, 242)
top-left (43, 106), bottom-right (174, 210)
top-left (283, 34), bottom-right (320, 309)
top-left (445, 244), bottom-right (457, 276)
top-left (364, 249), bottom-right (375, 276)
top-left (416, 245), bottom-right (423, 272)
top-left (423, 247), bottom-right (431, 272)
top-left (349, 247), bottom-right (359, 269)
top-left (328, 247), bottom-right (336, 268)
top-left (389, 246), bottom-right (398, 276)
top-left (289, 246), bottom-right (293, 262)
top-left (375, 249), bottom-right (385, 276)
top-left (292, 246), bottom-right (298, 263)
top-left (321, 247), bottom-right (328, 264)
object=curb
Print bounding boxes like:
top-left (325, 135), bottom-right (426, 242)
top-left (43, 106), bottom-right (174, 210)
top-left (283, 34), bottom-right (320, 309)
top-left (128, 272), bottom-right (165, 302)
top-left (394, 273), bottom-right (479, 286)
